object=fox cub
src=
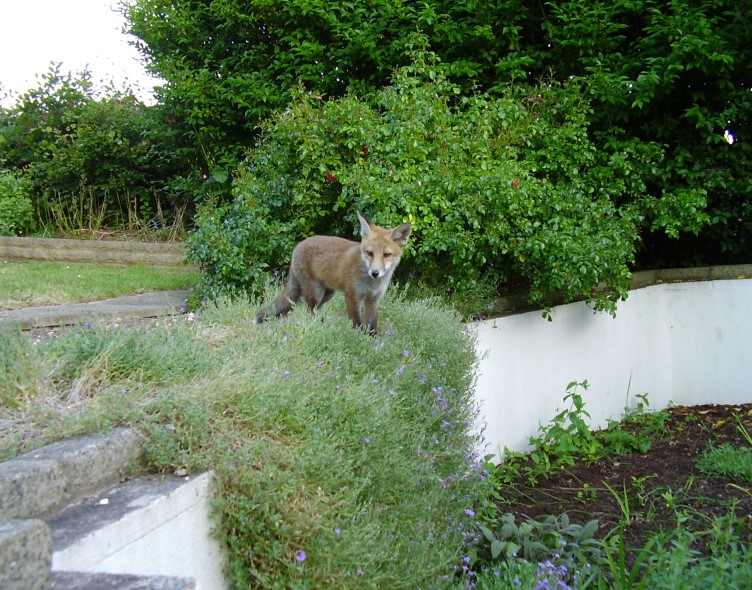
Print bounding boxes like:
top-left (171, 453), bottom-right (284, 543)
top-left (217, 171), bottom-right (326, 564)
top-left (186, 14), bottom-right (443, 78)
top-left (254, 212), bottom-right (411, 335)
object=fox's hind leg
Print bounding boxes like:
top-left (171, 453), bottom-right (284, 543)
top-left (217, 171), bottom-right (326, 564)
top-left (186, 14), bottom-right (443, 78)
top-left (253, 272), bottom-right (301, 324)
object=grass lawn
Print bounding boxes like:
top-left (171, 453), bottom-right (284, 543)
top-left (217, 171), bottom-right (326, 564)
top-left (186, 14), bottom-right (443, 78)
top-left (0, 261), bottom-right (199, 309)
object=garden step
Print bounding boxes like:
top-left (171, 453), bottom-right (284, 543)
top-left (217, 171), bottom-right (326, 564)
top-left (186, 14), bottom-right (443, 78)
top-left (0, 519), bottom-right (51, 590)
top-left (0, 428), bottom-right (143, 520)
top-left (47, 472), bottom-right (224, 589)
top-left (51, 570), bottom-right (196, 589)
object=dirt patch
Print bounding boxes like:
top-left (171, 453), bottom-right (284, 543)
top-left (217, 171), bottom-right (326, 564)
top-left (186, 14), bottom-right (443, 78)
top-left (493, 403), bottom-right (752, 556)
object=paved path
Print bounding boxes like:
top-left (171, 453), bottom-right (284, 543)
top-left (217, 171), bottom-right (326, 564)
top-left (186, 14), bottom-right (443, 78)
top-left (0, 290), bottom-right (191, 330)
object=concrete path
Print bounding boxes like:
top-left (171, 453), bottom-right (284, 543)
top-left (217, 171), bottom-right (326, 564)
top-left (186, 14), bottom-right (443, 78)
top-left (0, 290), bottom-right (191, 330)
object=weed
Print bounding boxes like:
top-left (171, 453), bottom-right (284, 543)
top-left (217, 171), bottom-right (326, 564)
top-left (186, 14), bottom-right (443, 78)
top-left (0, 321), bottom-right (40, 408)
top-left (696, 444), bottom-right (752, 484)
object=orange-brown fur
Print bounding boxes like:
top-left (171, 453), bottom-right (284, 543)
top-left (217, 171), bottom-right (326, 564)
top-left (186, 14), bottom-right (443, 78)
top-left (254, 212), bottom-right (411, 335)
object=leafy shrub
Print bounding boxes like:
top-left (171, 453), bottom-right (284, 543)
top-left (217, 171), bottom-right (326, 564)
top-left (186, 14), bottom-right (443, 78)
top-left (0, 170), bottom-right (35, 235)
top-left (188, 52), bottom-right (707, 314)
top-left (0, 65), bottom-right (190, 231)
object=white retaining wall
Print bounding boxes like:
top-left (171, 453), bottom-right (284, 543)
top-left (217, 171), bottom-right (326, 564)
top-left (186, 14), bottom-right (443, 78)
top-left (474, 278), bottom-right (752, 460)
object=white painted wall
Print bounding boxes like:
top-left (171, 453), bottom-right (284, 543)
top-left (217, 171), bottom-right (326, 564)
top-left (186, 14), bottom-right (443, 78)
top-left (474, 279), bottom-right (752, 460)
top-left (52, 472), bottom-right (226, 590)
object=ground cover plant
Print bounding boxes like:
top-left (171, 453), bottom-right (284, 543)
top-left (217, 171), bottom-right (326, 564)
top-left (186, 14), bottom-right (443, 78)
top-left (0, 261), bottom-right (198, 309)
top-left (470, 387), bottom-right (752, 589)
top-left (0, 291), bottom-right (489, 589)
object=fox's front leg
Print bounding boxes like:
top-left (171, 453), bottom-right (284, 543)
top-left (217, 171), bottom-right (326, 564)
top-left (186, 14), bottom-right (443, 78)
top-left (344, 291), bottom-right (363, 330)
top-left (364, 297), bottom-right (379, 336)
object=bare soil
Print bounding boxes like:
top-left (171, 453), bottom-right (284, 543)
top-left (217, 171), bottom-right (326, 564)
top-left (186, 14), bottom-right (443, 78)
top-left (493, 403), bottom-right (752, 556)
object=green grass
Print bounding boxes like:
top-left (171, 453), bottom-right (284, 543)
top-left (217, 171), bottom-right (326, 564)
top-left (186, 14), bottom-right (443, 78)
top-left (697, 444), bottom-right (752, 483)
top-left (1, 291), bottom-right (486, 589)
top-left (0, 261), bottom-right (198, 308)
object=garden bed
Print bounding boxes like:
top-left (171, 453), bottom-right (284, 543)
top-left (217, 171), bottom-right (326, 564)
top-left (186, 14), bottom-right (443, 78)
top-left (494, 402), bottom-right (752, 562)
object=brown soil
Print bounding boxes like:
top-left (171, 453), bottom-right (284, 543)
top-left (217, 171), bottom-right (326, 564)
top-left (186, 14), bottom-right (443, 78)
top-left (493, 403), bottom-right (752, 556)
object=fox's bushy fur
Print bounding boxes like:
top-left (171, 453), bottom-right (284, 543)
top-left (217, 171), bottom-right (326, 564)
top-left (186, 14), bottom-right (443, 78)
top-left (254, 212), bottom-right (411, 335)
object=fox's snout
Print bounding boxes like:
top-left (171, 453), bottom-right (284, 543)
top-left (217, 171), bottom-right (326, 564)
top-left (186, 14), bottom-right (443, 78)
top-left (369, 268), bottom-right (386, 279)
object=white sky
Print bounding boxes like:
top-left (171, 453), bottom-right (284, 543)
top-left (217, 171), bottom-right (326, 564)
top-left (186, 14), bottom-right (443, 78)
top-left (0, 0), bottom-right (160, 105)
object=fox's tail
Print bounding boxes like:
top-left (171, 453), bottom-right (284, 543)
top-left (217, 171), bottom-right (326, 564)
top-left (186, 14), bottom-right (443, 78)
top-left (253, 272), bottom-right (300, 324)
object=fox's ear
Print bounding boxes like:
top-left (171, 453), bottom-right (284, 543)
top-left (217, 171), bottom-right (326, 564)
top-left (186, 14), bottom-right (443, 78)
top-left (357, 211), bottom-right (372, 237)
top-left (391, 222), bottom-right (411, 245)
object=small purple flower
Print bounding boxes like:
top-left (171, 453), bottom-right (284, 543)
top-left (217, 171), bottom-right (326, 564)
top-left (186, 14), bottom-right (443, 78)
top-left (465, 508), bottom-right (475, 517)
top-left (283, 370), bottom-right (290, 379)
top-left (402, 350), bottom-right (410, 357)
top-left (85, 322), bottom-right (93, 329)
top-left (334, 528), bottom-right (341, 537)
top-left (357, 568), bottom-right (364, 575)
top-left (388, 389), bottom-right (397, 396)
top-left (362, 437), bottom-right (371, 444)
top-left (295, 549), bottom-right (306, 562)
top-left (386, 328), bottom-right (394, 336)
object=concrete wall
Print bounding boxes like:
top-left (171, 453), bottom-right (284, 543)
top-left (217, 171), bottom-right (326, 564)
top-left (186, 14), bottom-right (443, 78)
top-left (475, 277), bottom-right (752, 459)
top-left (0, 236), bottom-right (192, 267)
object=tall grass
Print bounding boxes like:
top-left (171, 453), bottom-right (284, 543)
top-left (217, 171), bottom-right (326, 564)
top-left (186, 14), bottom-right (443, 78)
top-left (0, 322), bottom-right (40, 408)
top-left (1, 292), bottom-right (488, 589)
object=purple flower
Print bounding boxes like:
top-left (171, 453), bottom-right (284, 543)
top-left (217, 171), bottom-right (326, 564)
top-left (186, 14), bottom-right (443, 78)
top-left (295, 549), bottom-right (306, 562)
top-left (334, 528), bottom-right (341, 537)
top-left (85, 322), bottom-right (93, 329)
top-left (402, 350), bottom-right (410, 357)
top-left (465, 508), bottom-right (475, 517)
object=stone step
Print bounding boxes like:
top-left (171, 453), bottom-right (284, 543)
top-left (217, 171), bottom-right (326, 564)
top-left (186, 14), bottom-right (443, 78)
top-left (51, 571), bottom-right (196, 589)
top-left (0, 430), bottom-right (225, 589)
top-left (0, 519), bottom-right (51, 590)
top-left (0, 428), bottom-right (143, 520)
top-left (47, 472), bottom-right (224, 589)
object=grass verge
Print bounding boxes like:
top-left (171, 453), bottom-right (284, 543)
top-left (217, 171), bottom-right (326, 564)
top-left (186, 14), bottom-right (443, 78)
top-left (0, 261), bottom-right (198, 308)
top-left (1, 290), bottom-right (488, 589)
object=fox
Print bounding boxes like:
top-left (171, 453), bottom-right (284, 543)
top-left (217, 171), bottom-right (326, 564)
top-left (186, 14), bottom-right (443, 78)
top-left (254, 212), bottom-right (411, 335)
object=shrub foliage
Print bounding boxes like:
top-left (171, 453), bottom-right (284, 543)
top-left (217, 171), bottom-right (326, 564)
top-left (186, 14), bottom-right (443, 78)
top-left (189, 54), bottom-right (709, 313)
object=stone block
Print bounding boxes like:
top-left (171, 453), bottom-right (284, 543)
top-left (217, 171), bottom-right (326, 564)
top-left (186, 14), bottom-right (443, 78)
top-left (0, 519), bottom-right (52, 590)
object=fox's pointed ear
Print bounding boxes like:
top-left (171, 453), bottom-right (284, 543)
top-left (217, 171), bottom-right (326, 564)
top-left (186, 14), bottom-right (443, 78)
top-left (391, 222), bottom-right (411, 246)
top-left (357, 211), bottom-right (372, 237)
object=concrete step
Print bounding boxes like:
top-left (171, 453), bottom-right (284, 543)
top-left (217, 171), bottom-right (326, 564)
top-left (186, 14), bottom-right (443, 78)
top-left (0, 430), bottom-right (225, 590)
top-left (47, 472), bottom-right (224, 589)
top-left (0, 428), bottom-right (143, 520)
top-left (0, 519), bottom-right (51, 590)
top-left (51, 571), bottom-right (196, 589)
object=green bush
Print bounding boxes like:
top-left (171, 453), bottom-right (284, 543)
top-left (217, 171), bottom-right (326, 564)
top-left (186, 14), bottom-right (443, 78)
top-left (0, 170), bottom-right (35, 235)
top-left (189, 53), bottom-right (708, 314)
top-left (0, 65), bottom-right (191, 231)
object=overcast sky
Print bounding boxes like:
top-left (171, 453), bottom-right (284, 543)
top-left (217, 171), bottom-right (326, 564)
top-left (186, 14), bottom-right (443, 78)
top-left (0, 0), bottom-right (159, 105)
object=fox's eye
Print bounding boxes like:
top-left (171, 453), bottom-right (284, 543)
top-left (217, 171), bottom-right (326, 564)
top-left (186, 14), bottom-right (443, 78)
top-left (384, 252), bottom-right (392, 258)
top-left (366, 250), bottom-right (374, 258)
